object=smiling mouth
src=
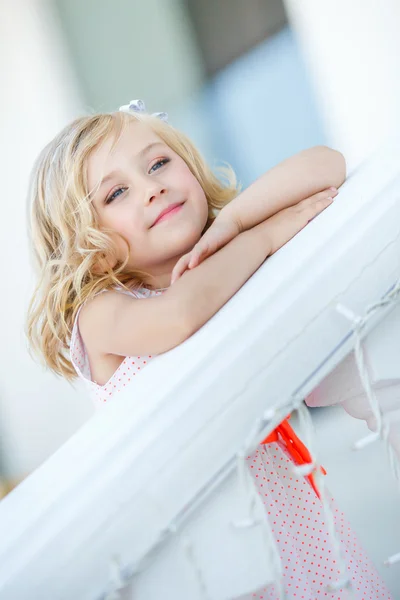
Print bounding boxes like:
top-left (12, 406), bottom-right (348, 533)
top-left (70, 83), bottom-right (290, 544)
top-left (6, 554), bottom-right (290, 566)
top-left (151, 202), bottom-right (184, 227)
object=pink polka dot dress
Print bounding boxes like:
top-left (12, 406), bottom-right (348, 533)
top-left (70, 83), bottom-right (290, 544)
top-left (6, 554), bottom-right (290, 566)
top-left (245, 444), bottom-right (391, 599)
top-left (70, 288), bottom-right (393, 599)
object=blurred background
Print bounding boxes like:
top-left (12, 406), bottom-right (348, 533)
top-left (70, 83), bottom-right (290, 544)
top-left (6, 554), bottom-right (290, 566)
top-left (1, 0), bottom-right (400, 593)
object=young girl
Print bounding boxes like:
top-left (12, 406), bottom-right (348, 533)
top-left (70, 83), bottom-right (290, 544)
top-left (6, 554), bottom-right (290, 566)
top-left (27, 101), bottom-right (392, 599)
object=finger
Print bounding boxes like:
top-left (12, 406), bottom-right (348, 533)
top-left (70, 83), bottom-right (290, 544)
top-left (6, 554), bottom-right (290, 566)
top-left (171, 254), bottom-right (191, 284)
top-left (171, 261), bottom-right (188, 284)
top-left (316, 187), bottom-right (338, 200)
top-left (177, 255), bottom-right (191, 279)
top-left (316, 194), bottom-right (335, 209)
top-left (188, 242), bottom-right (209, 269)
top-left (307, 195), bottom-right (334, 222)
top-left (302, 188), bottom-right (337, 206)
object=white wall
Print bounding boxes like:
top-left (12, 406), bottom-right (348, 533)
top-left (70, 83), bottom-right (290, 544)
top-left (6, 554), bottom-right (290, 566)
top-left (0, 0), bottom-right (93, 479)
top-left (53, 0), bottom-right (205, 113)
top-left (284, 0), bottom-right (400, 171)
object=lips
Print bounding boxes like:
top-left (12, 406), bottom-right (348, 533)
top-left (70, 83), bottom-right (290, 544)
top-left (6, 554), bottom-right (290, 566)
top-left (151, 202), bottom-right (184, 227)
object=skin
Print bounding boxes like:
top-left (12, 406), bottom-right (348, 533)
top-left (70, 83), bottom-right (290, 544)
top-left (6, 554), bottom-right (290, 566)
top-left (81, 122), bottom-right (344, 385)
top-left (88, 120), bottom-right (209, 289)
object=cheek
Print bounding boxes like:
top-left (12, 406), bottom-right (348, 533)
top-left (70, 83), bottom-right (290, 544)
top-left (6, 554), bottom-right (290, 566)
top-left (111, 220), bottom-right (147, 264)
top-left (185, 174), bottom-right (208, 215)
top-left (99, 213), bottom-right (147, 264)
top-left (102, 205), bottom-right (141, 238)
top-left (196, 187), bottom-right (209, 222)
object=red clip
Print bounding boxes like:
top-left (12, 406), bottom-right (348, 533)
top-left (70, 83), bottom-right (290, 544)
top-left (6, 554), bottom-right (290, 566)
top-left (261, 415), bottom-right (326, 499)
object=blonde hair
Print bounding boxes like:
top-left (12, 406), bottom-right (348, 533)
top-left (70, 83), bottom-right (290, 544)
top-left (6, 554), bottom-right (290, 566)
top-left (26, 110), bottom-right (240, 379)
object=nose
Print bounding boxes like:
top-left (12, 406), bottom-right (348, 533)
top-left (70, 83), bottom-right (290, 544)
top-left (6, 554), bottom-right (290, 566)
top-left (145, 180), bottom-right (167, 206)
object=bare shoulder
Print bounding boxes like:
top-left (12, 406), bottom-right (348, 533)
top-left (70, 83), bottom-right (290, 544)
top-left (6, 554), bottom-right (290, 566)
top-left (78, 292), bottom-right (142, 385)
top-left (78, 291), bottom-right (132, 349)
top-left (77, 287), bottom-right (187, 358)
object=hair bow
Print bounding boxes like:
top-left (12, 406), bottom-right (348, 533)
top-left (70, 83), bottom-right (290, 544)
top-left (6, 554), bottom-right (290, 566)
top-left (119, 99), bottom-right (168, 123)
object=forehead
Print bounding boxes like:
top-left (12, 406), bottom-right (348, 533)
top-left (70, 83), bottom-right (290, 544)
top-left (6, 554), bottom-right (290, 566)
top-left (87, 120), bottom-right (164, 182)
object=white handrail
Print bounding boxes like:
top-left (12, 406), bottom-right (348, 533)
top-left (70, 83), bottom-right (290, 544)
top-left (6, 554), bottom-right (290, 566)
top-left (0, 145), bottom-right (400, 599)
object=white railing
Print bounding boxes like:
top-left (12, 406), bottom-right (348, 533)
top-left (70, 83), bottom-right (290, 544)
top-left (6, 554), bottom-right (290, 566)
top-left (0, 145), bottom-right (400, 599)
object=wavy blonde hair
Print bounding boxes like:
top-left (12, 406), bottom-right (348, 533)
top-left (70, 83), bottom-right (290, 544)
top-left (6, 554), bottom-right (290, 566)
top-left (26, 110), bottom-right (239, 379)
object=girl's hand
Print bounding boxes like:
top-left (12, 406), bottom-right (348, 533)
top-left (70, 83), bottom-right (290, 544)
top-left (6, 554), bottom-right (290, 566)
top-left (171, 188), bottom-right (335, 284)
top-left (171, 216), bottom-right (241, 284)
top-left (264, 188), bottom-right (335, 255)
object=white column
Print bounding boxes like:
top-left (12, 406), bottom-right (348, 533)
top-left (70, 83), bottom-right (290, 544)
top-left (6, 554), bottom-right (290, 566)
top-left (284, 0), bottom-right (400, 170)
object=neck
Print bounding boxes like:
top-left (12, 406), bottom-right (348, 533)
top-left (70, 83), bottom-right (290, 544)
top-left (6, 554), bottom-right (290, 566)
top-left (140, 222), bottom-right (213, 290)
top-left (145, 271), bottom-right (172, 290)
top-left (142, 256), bottom-right (180, 290)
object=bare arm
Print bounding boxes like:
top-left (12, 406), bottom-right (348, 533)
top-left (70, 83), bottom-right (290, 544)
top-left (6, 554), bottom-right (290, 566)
top-left (221, 146), bottom-right (345, 231)
top-left (80, 194), bottom-right (332, 358)
top-left (80, 225), bottom-right (268, 358)
top-left (171, 148), bottom-right (345, 281)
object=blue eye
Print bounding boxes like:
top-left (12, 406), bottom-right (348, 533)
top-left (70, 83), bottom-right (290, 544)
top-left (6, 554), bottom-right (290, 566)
top-left (149, 158), bottom-right (169, 174)
top-left (105, 187), bottom-right (127, 204)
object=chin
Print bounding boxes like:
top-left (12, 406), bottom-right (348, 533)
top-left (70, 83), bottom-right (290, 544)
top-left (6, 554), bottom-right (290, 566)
top-left (169, 226), bottom-right (203, 255)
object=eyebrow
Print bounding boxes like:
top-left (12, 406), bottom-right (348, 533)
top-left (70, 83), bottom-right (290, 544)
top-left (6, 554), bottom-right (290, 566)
top-left (95, 142), bottom-right (166, 192)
